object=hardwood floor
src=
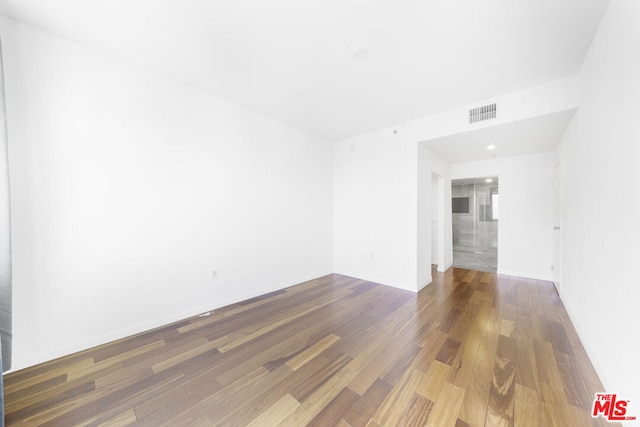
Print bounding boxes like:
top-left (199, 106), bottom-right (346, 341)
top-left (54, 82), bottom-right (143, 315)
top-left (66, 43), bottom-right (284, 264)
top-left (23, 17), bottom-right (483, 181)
top-left (3, 268), bottom-right (614, 426)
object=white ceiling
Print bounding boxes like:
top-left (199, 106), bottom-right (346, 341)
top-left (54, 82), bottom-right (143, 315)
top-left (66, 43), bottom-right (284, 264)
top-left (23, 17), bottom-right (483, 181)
top-left (0, 0), bottom-right (609, 141)
top-left (422, 109), bottom-right (576, 163)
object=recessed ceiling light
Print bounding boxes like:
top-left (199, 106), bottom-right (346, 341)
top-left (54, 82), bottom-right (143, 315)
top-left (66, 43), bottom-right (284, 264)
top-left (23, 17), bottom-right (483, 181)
top-left (487, 145), bottom-right (496, 150)
top-left (486, 178), bottom-right (493, 183)
top-left (352, 46), bottom-right (368, 59)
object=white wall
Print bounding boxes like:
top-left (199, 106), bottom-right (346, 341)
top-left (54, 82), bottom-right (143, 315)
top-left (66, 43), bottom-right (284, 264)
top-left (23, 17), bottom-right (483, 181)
top-left (556, 0), bottom-right (640, 400)
top-left (332, 131), bottom-right (454, 293)
top-left (333, 129), bottom-right (418, 291)
top-left (1, 17), bottom-right (333, 370)
top-left (431, 178), bottom-right (439, 265)
top-left (417, 145), bottom-right (452, 288)
top-left (402, 75), bottom-right (582, 143)
top-left (451, 153), bottom-right (555, 280)
top-left (334, 77), bottom-right (578, 292)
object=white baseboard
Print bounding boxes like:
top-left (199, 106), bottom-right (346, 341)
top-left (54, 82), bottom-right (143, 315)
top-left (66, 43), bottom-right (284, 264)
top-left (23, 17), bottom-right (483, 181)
top-left (417, 275), bottom-right (433, 292)
top-left (561, 296), bottom-right (611, 394)
top-left (9, 270), bottom-right (334, 373)
top-left (497, 269), bottom-right (553, 282)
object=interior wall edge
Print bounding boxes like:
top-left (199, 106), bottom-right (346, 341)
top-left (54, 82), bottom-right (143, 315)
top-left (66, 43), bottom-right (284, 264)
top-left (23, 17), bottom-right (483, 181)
top-left (417, 275), bottom-right (433, 292)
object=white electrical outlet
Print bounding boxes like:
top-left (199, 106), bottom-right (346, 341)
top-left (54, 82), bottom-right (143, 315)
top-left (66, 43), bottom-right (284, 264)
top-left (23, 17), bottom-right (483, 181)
top-left (212, 269), bottom-right (219, 279)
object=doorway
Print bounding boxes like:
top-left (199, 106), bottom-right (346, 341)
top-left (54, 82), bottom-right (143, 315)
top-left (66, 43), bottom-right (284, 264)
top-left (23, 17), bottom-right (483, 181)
top-left (452, 177), bottom-right (499, 272)
top-left (431, 172), bottom-right (445, 272)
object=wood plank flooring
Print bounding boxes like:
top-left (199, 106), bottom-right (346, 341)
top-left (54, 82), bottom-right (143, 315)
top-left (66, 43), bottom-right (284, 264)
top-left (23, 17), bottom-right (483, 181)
top-left (3, 268), bottom-right (615, 426)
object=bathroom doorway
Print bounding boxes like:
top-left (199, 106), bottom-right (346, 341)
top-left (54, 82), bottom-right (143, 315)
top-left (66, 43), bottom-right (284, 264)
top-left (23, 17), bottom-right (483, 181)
top-left (452, 177), bottom-right (499, 272)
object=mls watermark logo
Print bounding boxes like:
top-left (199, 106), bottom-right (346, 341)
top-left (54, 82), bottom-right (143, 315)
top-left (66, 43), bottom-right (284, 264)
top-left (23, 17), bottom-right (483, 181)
top-left (592, 393), bottom-right (636, 422)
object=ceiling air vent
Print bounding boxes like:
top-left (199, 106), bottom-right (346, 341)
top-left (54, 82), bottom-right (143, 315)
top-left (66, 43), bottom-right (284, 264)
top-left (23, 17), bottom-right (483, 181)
top-left (469, 103), bottom-right (497, 124)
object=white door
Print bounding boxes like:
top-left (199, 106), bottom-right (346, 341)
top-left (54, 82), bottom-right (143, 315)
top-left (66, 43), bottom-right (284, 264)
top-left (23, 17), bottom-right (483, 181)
top-left (553, 161), bottom-right (562, 291)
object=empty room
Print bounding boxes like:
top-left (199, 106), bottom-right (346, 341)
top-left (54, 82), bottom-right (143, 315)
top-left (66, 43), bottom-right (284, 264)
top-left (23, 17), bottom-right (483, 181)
top-left (0, 0), bottom-right (639, 425)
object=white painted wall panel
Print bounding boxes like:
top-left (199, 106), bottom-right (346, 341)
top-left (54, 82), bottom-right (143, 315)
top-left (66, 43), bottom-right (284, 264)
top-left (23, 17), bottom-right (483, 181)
top-left (1, 16), bottom-right (333, 370)
top-left (556, 0), bottom-right (640, 401)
